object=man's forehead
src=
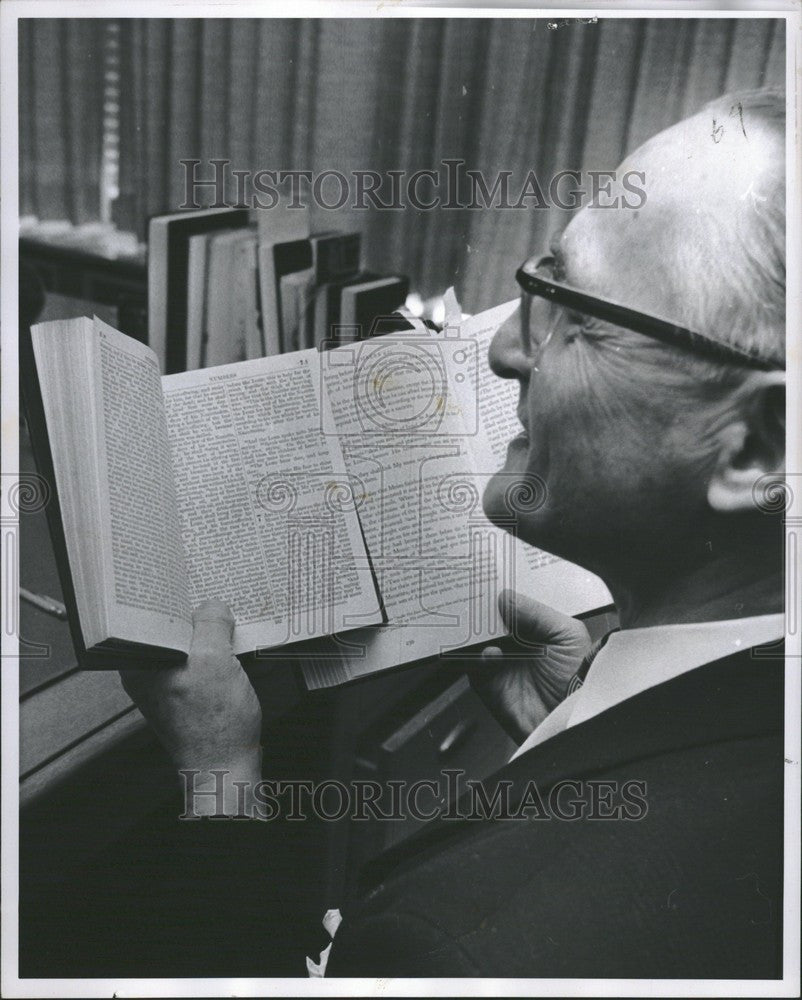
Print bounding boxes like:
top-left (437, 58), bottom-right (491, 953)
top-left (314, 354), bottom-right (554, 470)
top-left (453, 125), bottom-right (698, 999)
top-left (620, 107), bottom-right (778, 218)
top-left (556, 215), bottom-right (627, 292)
top-left (556, 109), bottom-right (778, 300)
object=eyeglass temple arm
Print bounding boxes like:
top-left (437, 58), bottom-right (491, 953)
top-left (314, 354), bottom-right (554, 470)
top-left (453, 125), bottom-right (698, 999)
top-left (516, 267), bottom-right (782, 371)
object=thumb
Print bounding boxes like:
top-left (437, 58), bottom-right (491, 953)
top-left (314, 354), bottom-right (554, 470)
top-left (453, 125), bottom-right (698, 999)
top-left (191, 600), bottom-right (236, 659)
top-left (498, 589), bottom-right (589, 649)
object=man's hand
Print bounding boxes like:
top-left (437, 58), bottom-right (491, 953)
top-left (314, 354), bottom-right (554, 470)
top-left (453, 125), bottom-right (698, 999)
top-left (469, 589), bottom-right (591, 744)
top-left (120, 601), bottom-right (263, 811)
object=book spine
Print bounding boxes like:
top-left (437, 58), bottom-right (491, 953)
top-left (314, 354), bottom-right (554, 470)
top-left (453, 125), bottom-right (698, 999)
top-left (147, 219), bottom-right (170, 371)
top-left (185, 234), bottom-right (208, 370)
top-left (242, 237), bottom-right (263, 360)
top-left (258, 244), bottom-right (282, 356)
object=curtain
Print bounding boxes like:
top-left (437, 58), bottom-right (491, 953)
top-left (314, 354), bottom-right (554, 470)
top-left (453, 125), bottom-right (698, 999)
top-left (19, 16), bottom-right (786, 310)
top-left (18, 19), bottom-right (105, 223)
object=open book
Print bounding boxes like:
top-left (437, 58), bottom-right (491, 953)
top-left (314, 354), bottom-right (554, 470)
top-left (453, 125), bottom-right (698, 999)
top-left (25, 302), bottom-right (611, 686)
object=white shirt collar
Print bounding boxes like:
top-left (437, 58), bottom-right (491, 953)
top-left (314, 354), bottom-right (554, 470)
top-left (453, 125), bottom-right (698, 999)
top-left (512, 613), bottom-right (783, 761)
top-left (566, 613), bottom-right (784, 730)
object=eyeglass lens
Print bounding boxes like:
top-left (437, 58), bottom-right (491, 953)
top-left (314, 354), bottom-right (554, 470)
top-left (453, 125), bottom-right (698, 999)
top-left (519, 258), bottom-right (561, 356)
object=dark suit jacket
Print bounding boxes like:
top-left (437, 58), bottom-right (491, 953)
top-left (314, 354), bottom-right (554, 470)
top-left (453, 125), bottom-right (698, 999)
top-left (22, 644), bottom-right (783, 979)
top-left (326, 644), bottom-right (784, 978)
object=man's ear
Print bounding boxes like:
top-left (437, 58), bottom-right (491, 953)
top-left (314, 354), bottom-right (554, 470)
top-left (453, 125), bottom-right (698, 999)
top-left (707, 370), bottom-right (785, 513)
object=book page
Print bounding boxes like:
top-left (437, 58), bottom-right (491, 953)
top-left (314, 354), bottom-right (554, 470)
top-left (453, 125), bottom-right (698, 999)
top-left (90, 319), bottom-right (193, 652)
top-left (306, 330), bottom-right (514, 687)
top-left (31, 318), bottom-right (108, 648)
top-left (161, 350), bottom-right (381, 655)
top-left (304, 305), bottom-right (611, 688)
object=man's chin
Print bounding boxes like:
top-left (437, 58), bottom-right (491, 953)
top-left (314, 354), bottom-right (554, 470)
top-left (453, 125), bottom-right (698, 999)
top-left (481, 475), bottom-right (512, 528)
top-left (482, 442), bottom-right (546, 530)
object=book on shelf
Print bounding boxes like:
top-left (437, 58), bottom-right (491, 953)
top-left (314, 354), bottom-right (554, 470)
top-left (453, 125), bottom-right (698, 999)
top-left (23, 302), bottom-right (611, 685)
top-left (257, 237), bottom-right (313, 357)
top-left (155, 208), bottom-right (373, 368)
top-left (148, 207), bottom-right (250, 374)
top-left (203, 228), bottom-right (259, 367)
top-left (187, 227), bottom-right (262, 369)
top-left (279, 268), bottom-right (315, 352)
top-left (338, 275), bottom-right (411, 344)
top-left (185, 232), bottom-right (213, 370)
top-left (312, 271), bottom-right (379, 349)
top-left (309, 231), bottom-right (361, 284)
top-left (235, 235), bottom-right (264, 362)
top-left (304, 231), bottom-right (362, 347)
top-left (258, 224), bottom-right (363, 357)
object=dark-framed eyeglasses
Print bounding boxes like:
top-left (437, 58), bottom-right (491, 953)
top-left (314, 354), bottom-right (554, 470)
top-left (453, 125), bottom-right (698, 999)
top-left (515, 255), bottom-right (784, 371)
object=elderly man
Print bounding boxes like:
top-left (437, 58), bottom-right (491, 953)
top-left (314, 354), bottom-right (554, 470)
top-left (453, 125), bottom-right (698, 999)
top-left (109, 88), bottom-right (786, 979)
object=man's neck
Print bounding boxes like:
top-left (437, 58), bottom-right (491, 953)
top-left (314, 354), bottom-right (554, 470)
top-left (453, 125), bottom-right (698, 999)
top-left (604, 544), bottom-right (783, 631)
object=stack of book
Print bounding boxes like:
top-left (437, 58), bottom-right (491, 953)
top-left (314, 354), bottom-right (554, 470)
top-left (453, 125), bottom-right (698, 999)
top-left (147, 207), bottom-right (410, 374)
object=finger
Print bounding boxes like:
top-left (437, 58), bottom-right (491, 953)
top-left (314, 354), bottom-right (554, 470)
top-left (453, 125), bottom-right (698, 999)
top-left (482, 645), bottom-right (504, 661)
top-left (498, 589), bottom-right (589, 646)
top-left (465, 644), bottom-right (504, 679)
top-left (118, 665), bottom-right (174, 716)
top-left (467, 644), bottom-right (500, 675)
top-left (118, 664), bottom-right (156, 691)
top-left (191, 600), bottom-right (235, 658)
top-left (468, 646), bottom-right (531, 743)
top-left (467, 644), bottom-right (504, 684)
top-left (119, 668), bottom-right (142, 698)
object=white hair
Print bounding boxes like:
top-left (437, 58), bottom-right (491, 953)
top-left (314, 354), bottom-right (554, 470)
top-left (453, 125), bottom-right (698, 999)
top-left (690, 89), bottom-right (785, 381)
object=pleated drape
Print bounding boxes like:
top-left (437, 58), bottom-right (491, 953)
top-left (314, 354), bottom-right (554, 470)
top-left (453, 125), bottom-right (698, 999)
top-left (18, 18), bottom-right (105, 224)
top-left (19, 16), bottom-right (786, 309)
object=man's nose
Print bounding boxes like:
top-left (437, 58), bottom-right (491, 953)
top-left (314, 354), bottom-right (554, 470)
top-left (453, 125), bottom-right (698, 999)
top-left (488, 304), bottom-right (530, 380)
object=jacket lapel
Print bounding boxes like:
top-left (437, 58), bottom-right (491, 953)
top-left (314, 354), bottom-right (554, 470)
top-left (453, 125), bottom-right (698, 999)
top-left (360, 643), bottom-right (783, 892)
